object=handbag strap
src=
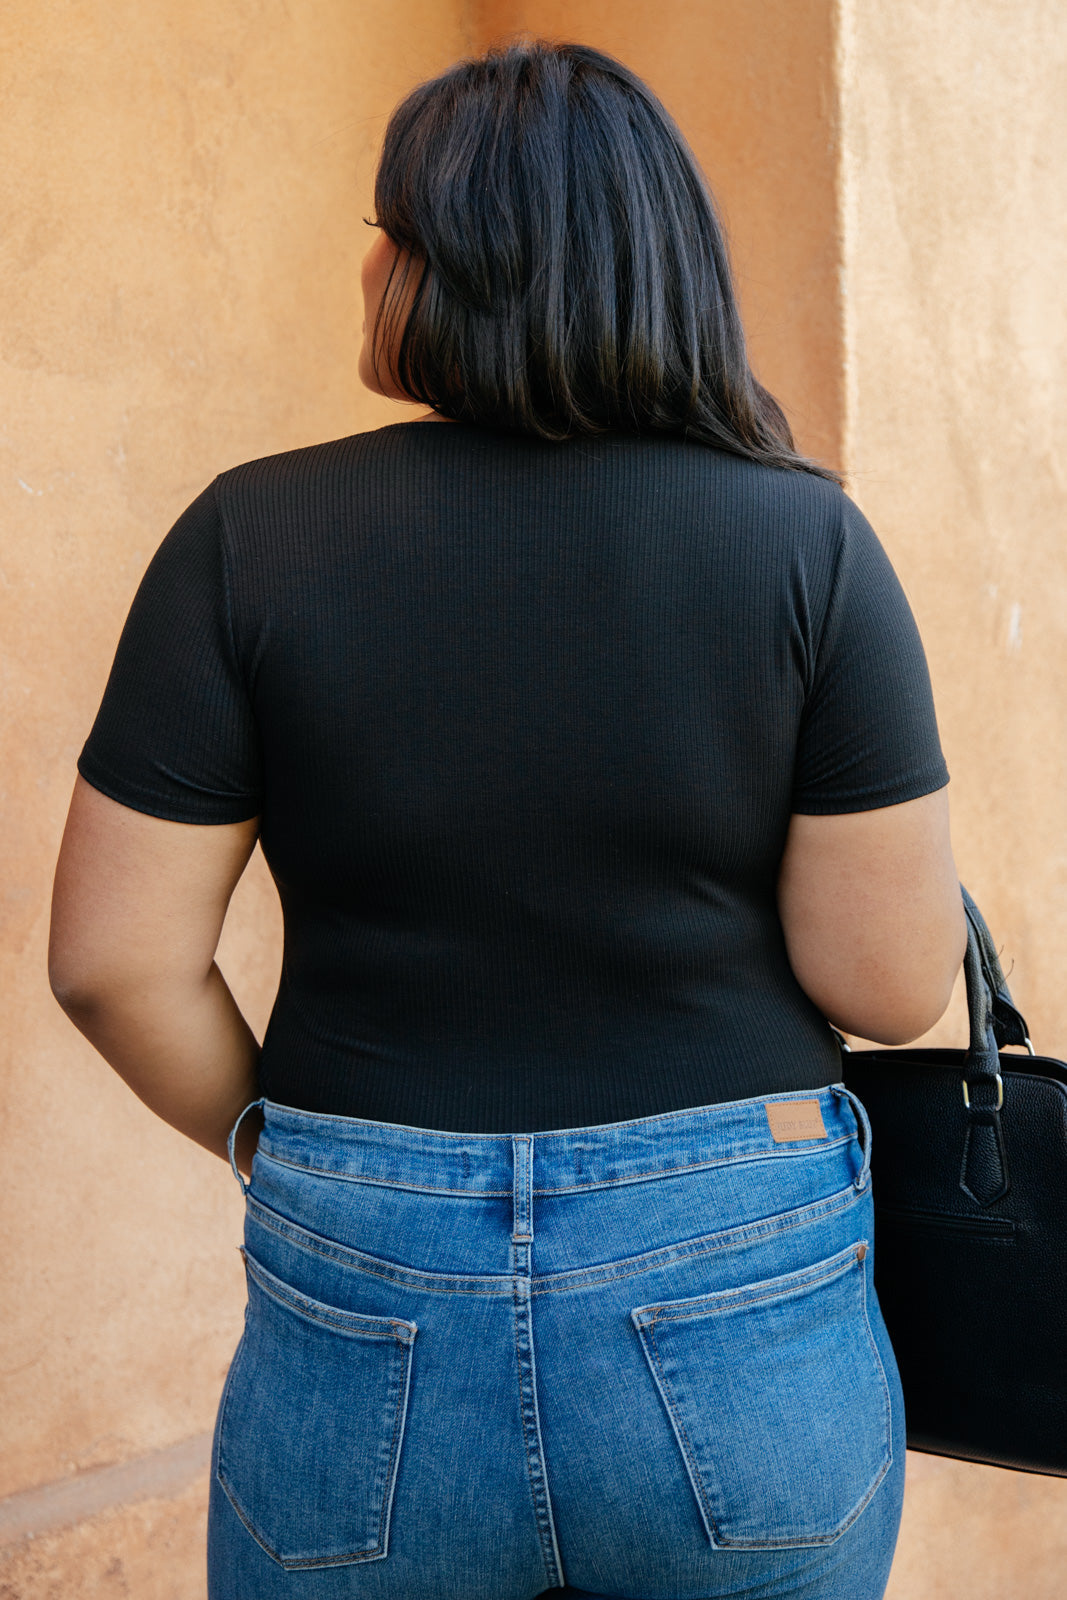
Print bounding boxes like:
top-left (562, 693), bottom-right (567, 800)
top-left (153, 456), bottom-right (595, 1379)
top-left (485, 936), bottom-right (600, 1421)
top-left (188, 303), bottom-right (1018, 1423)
top-left (960, 885), bottom-right (1030, 1050)
top-left (957, 886), bottom-right (1030, 1206)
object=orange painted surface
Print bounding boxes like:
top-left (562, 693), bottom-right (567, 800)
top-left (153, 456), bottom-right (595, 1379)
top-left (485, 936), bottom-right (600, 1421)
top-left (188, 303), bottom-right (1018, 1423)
top-left (3, 0), bottom-right (1067, 1592)
top-left (0, 0), bottom-right (463, 1503)
top-left (838, 0), bottom-right (1067, 1072)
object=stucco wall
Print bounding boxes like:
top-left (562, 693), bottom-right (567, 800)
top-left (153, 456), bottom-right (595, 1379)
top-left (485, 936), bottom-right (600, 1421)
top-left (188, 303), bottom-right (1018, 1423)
top-left (0, 0), bottom-right (464, 1523)
top-left (839, 1), bottom-right (1067, 1581)
top-left (3, 0), bottom-right (1067, 1592)
top-left (839, 0), bottom-right (1067, 1055)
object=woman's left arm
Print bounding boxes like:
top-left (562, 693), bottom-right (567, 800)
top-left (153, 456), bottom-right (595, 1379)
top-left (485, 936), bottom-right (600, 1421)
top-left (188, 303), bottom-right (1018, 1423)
top-left (49, 776), bottom-right (263, 1173)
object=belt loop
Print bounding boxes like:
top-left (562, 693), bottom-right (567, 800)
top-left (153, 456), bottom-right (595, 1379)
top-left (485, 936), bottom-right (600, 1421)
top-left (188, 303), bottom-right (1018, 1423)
top-left (512, 1136), bottom-right (533, 1242)
top-left (831, 1084), bottom-right (872, 1192)
top-left (228, 1098), bottom-right (266, 1196)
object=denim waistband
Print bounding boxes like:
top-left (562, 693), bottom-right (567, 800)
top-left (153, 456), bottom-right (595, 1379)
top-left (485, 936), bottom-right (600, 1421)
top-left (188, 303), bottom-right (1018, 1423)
top-left (229, 1083), bottom-right (870, 1200)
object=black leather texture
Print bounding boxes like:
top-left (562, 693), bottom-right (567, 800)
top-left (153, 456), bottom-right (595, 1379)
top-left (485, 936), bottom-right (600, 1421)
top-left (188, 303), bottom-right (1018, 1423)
top-left (843, 888), bottom-right (1067, 1477)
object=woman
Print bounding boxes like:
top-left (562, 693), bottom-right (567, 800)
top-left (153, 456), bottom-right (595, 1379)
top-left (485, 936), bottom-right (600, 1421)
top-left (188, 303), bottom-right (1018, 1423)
top-left (50, 39), bottom-right (965, 1600)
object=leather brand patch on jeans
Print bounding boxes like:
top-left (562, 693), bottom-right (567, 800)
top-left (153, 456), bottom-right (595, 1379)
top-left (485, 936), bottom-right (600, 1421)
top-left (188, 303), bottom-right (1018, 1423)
top-left (764, 1097), bottom-right (830, 1142)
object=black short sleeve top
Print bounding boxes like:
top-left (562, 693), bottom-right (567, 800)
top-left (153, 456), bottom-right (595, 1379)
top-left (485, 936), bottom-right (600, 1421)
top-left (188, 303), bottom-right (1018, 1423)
top-left (78, 424), bottom-right (948, 1131)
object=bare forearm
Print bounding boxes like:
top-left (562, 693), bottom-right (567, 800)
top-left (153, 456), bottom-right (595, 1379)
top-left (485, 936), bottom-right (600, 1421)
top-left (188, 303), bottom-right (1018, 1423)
top-left (54, 962), bottom-right (261, 1169)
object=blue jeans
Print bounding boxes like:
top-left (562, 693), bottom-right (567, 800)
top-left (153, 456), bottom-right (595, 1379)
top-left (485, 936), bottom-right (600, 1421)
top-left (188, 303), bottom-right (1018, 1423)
top-left (208, 1085), bottom-right (905, 1599)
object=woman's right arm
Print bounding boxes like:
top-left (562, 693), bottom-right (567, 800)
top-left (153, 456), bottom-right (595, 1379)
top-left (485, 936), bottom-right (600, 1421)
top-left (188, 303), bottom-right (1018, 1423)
top-left (777, 787), bottom-right (966, 1045)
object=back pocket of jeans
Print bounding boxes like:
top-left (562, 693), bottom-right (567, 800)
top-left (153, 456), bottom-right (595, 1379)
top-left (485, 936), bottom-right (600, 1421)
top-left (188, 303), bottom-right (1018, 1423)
top-left (631, 1241), bottom-right (890, 1549)
top-left (216, 1249), bottom-right (416, 1569)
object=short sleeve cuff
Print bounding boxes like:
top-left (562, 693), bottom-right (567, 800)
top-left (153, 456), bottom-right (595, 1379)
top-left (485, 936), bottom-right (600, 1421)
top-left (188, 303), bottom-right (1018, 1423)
top-left (77, 750), bottom-right (261, 825)
top-left (790, 759), bottom-right (949, 816)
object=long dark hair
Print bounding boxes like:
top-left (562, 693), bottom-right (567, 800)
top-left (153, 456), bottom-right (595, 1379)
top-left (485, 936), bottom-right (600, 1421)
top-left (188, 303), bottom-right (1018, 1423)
top-left (371, 39), bottom-right (838, 482)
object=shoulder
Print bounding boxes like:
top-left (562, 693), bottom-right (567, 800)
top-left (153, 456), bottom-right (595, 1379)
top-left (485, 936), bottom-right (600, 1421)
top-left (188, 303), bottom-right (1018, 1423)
top-left (211, 425), bottom-right (413, 509)
top-left (208, 426), bottom-right (856, 558)
top-left (660, 443), bottom-right (852, 576)
top-left (646, 437), bottom-right (848, 525)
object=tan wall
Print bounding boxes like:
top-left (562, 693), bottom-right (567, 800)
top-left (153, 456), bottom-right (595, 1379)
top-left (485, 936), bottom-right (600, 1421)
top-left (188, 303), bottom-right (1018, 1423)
top-left (3, 0), bottom-right (1067, 1592)
top-left (839, 0), bottom-right (1067, 1054)
top-left (0, 0), bottom-right (464, 1540)
top-left (844, 2), bottom-right (1067, 1586)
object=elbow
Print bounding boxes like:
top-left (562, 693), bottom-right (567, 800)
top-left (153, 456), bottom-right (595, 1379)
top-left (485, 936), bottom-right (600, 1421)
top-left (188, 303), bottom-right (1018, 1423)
top-left (824, 953), bottom-right (963, 1048)
top-left (47, 931), bottom-right (116, 1022)
top-left (796, 890), bottom-right (968, 1048)
top-left (849, 994), bottom-right (952, 1047)
top-left (49, 937), bottom-right (205, 1023)
top-left (888, 976), bottom-right (959, 1045)
top-left (48, 958), bottom-right (104, 1022)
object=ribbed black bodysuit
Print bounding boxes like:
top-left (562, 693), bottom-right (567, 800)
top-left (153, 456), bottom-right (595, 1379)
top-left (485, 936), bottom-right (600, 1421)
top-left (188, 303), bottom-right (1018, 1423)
top-left (79, 422), bottom-right (948, 1131)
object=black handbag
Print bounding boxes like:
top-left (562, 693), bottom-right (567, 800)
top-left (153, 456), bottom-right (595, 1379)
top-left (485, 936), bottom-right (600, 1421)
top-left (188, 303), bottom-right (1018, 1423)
top-left (842, 886), bottom-right (1067, 1477)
